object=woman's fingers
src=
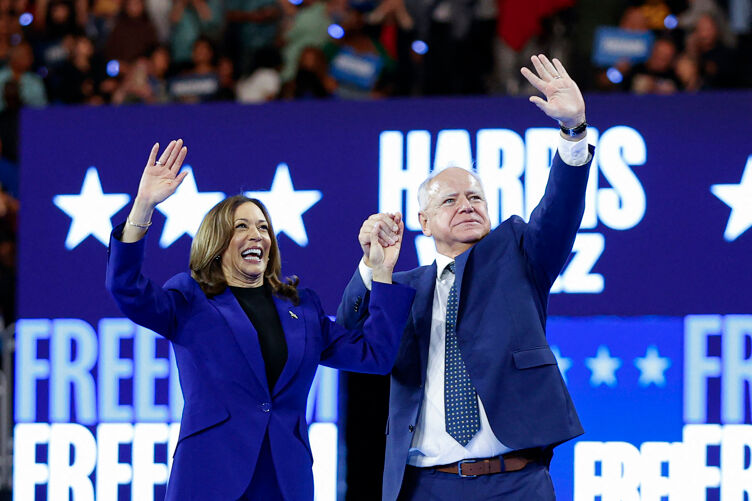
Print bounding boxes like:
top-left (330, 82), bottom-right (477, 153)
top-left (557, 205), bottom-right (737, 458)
top-left (170, 145), bottom-right (188, 176)
top-left (165, 139), bottom-right (183, 169)
top-left (173, 169), bottom-right (189, 188)
top-left (157, 140), bottom-right (175, 166)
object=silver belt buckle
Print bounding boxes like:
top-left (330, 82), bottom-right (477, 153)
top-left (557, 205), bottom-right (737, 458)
top-left (457, 459), bottom-right (478, 478)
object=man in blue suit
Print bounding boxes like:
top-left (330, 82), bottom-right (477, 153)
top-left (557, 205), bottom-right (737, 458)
top-left (338, 54), bottom-right (593, 500)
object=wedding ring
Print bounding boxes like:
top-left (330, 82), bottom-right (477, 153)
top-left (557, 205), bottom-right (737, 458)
top-left (155, 161), bottom-right (164, 165)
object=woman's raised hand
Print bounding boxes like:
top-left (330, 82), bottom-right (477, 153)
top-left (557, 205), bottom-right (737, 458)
top-left (137, 139), bottom-right (189, 207)
top-left (121, 139), bottom-right (188, 243)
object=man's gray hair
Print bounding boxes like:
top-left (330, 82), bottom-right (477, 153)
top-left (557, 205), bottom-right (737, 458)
top-left (417, 166), bottom-right (485, 211)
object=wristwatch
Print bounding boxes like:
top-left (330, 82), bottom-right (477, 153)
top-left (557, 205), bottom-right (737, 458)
top-left (560, 121), bottom-right (588, 137)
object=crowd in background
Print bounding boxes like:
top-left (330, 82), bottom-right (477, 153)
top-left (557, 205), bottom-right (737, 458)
top-left (0, 0), bottom-right (747, 325)
top-left (0, 0), bottom-right (746, 108)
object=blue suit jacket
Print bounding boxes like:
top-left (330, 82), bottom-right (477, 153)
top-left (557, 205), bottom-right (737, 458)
top-left (106, 229), bottom-right (415, 501)
top-left (338, 150), bottom-right (593, 501)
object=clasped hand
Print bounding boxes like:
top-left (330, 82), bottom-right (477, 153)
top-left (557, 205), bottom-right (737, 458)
top-left (359, 212), bottom-right (404, 283)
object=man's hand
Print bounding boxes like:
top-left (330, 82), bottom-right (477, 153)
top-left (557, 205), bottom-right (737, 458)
top-left (368, 215), bottom-right (404, 284)
top-left (520, 54), bottom-right (586, 129)
top-left (359, 213), bottom-right (401, 267)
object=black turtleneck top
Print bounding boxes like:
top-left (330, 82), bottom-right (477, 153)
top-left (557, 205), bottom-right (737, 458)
top-left (229, 285), bottom-right (288, 391)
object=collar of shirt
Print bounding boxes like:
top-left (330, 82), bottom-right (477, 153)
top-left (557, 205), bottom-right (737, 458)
top-left (434, 253), bottom-right (455, 281)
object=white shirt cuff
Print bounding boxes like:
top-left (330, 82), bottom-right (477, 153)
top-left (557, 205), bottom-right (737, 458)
top-left (557, 134), bottom-right (590, 167)
top-left (358, 258), bottom-right (373, 291)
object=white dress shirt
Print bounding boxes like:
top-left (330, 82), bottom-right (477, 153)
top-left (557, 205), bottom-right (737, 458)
top-left (358, 135), bottom-right (589, 465)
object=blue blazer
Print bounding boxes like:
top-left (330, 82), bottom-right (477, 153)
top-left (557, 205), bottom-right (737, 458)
top-left (338, 150), bottom-right (593, 501)
top-left (106, 228), bottom-right (415, 501)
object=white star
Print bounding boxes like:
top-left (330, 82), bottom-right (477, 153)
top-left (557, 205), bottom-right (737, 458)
top-left (585, 345), bottom-right (621, 387)
top-left (245, 163), bottom-right (322, 246)
top-left (711, 155), bottom-right (752, 241)
top-left (550, 346), bottom-right (572, 383)
top-left (54, 167), bottom-right (130, 249)
top-left (634, 345), bottom-right (671, 387)
top-left (155, 167), bottom-right (225, 248)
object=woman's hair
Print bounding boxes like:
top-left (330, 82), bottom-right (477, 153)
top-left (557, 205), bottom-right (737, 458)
top-left (189, 195), bottom-right (299, 303)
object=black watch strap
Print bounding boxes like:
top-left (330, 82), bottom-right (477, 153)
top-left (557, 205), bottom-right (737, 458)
top-left (560, 121), bottom-right (588, 137)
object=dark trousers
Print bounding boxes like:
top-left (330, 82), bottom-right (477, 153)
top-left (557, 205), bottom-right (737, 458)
top-left (396, 460), bottom-right (556, 501)
top-left (238, 432), bottom-right (284, 501)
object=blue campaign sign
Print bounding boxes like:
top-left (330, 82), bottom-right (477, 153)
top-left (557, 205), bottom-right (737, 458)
top-left (14, 93), bottom-right (752, 500)
top-left (592, 26), bottom-right (654, 67)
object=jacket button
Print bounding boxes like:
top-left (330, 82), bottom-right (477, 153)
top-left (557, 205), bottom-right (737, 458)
top-left (354, 296), bottom-right (362, 312)
top-left (260, 402), bottom-right (272, 412)
top-left (408, 425), bottom-right (415, 432)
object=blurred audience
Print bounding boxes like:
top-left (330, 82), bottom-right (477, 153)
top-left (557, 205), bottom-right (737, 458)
top-left (0, 42), bottom-right (46, 111)
top-left (236, 45), bottom-right (281, 102)
top-left (625, 37), bottom-right (680, 94)
top-left (224, 0), bottom-right (280, 74)
top-left (169, 0), bottom-right (222, 65)
top-left (685, 12), bottom-right (738, 87)
top-left (0, 0), bottom-right (743, 114)
top-left (0, 184), bottom-right (15, 325)
top-left (280, 45), bottom-right (335, 98)
top-left (326, 7), bottom-right (393, 98)
top-left (279, 0), bottom-right (335, 84)
top-left (104, 0), bottom-right (158, 62)
top-left (169, 35), bottom-right (220, 101)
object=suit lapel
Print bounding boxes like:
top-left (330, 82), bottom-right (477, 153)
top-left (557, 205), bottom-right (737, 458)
top-left (452, 245), bottom-right (475, 354)
top-left (271, 295), bottom-right (304, 397)
top-left (410, 264), bottom-right (436, 383)
top-left (210, 289), bottom-right (270, 397)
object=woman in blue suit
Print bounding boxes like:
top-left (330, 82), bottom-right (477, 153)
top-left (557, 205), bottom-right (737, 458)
top-left (106, 139), bottom-right (415, 500)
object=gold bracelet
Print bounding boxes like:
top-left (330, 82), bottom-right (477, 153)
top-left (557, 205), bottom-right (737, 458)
top-left (127, 217), bottom-right (153, 229)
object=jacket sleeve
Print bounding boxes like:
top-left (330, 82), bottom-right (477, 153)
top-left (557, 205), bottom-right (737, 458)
top-left (335, 268), bottom-right (371, 329)
top-left (105, 224), bottom-right (186, 339)
top-left (521, 146), bottom-right (594, 289)
top-left (320, 281), bottom-right (415, 374)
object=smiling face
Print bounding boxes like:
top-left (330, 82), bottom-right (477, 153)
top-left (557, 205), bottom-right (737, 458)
top-left (419, 167), bottom-right (491, 258)
top-left (220, 202), bottom-right (272, 287)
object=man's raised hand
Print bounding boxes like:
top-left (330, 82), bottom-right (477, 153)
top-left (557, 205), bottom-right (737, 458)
top-left (520, 55), bottom-right (586, 129)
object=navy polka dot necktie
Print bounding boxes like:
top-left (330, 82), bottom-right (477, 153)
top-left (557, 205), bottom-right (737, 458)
top-left (443, 261), bottom-right (480, 446)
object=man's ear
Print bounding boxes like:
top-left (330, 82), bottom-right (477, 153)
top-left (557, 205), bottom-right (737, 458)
top-left (418, 211), bottom-right (431, 237)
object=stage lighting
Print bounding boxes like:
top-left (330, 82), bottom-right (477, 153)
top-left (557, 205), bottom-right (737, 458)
top-left (328, 24), bottom-right (344, 39)
top-left (106, 60), bottom-right (120, 77)
top-left (606, 67), bottom-right (623, 84)
top-left (411, 40), bottom-right (428, 55)
top-left (664, 14), bottom-right (678, 30)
